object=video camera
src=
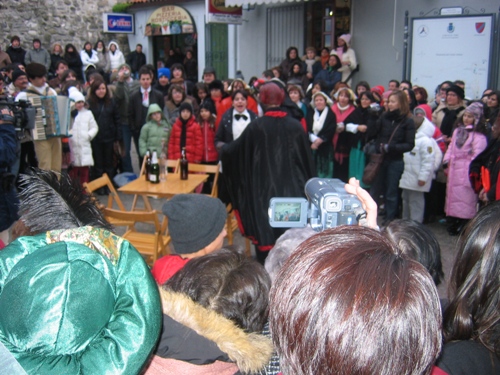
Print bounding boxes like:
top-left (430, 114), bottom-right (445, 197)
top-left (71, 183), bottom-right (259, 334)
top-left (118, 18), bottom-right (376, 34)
top-left (0, 98), bottom-right (36, 132)
top-left (269, 178), bottom-right (363, 232)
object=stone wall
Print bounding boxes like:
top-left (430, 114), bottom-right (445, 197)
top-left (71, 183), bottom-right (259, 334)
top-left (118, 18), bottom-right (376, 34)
top-left (0, 0), bottom-right (130, 55)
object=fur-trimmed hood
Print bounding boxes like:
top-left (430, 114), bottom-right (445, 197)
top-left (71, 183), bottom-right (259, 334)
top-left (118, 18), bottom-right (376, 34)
top-left (157, 289), bottom-right (273, 373)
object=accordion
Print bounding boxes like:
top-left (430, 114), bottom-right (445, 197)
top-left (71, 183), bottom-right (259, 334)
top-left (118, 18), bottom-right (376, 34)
top-left (28, 95), bottom-right (71, 140)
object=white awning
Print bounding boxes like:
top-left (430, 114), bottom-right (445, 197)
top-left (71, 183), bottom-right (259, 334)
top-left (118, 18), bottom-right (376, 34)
top-left (225, 0), bottom-right (304, 6)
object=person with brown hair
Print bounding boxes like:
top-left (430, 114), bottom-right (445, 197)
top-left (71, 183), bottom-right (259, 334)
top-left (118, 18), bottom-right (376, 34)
top-left (269, 225), bottom-right (442, 375)
top-left (436, 201), bottom-right (500, 374)
top-left (367, 89), bottom-right (416, 224)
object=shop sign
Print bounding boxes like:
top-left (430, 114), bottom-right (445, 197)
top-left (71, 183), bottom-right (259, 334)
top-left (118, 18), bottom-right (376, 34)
top-left (145, 6), bottom-right (195, 36)
top-left (206, 0), bottom-right (243, 24)
top-left (102, 13), bottom-right (134, 33)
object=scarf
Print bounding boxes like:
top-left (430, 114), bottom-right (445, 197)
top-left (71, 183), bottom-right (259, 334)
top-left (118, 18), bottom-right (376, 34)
top-left (440, 104), bottom-right (465, 138)
top-left (332, 103), bottom-right (356, 163)
top-left (84, 49), bottom-right (92, 58)
top-left (455, 124), bottom-right (474, 149)
top-left (312, 107), bottom-right (328, 135)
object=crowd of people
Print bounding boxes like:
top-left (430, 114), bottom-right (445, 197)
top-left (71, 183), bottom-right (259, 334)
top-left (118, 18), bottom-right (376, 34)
top-left (1, 34), bottom-right (500, 375)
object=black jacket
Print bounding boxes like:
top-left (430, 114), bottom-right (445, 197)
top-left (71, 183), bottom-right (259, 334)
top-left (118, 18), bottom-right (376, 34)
top-left (89, 98), bottom-right (122, 143)
top-left (126, 51), bottom-right (146, 74)
top-left (306, 106), bottom-right (337, 158)
top-left (64, 52), bottom-right (83, 81)
top-left (215, 107), bottom-right (257, 151)
top-left (128, 88), bottom-right (165, 133)
top-left (367, 110), bottom-right (415, 161)
top-left (6, 46), bottom-right (26, 65)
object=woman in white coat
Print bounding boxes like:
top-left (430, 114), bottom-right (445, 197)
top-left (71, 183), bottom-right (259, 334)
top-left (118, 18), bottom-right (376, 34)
top-left (80, 42), bottom-right (99, 83)
top-left (68, 90), bottom-right (99, 185)
top-left (333, 34), bottom-right (357, 87)
top-left (107, 41), bottom-right (125, 73)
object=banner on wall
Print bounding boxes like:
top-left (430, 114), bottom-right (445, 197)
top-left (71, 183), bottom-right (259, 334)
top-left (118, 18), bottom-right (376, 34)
top-left (145, 6), bottom-right (195, 36)
top-left (103, 13), bottom-right (134, 33)
top-left (410, 15), bottom-right (494, 100)
top-left (206, 0), bottom-right (243, 24)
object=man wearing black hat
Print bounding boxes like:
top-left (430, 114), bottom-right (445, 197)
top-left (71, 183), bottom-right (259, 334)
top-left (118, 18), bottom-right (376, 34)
top-left (6, 36), bottom-right (26, 66)
top-left (24, 39), bottom-right (51, 71)
top-left (6, 69), bottom-right (28, 97)
top-left (221, 82), bottom-right (315, 262)
top-left (16, 63), bottom-right (61, 173)
top-left (150, 194), bottom-right (227, 284)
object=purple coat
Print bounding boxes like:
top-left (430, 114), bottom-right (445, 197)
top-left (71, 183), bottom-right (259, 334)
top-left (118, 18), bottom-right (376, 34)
top-left (443, 128), bottom-right (487, 219)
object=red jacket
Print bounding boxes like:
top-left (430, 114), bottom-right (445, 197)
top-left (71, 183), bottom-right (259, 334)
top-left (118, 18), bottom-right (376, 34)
top-left (167, 116), bottom-right (203, 163)
top-left (199, 119), bottom-right (219, 162)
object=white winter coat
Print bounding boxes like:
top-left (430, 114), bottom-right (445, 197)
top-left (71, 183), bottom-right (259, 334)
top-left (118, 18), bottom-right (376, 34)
top-left (399, 120), bottom-right (440, 192)
top-left (69, 108), bottom-right (99, 166)
top-left (107, 42), bottom-right (125, 71)
top-left (80, 49), bottom-right (99, 71)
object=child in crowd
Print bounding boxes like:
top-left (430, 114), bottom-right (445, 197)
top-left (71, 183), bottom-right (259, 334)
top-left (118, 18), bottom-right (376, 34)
top-left (443, 102), bottom-right (488, 235)
top-left (197, 100), bottom-right (219, 164)
top-left (68, 90), bottom-right (98, 185)
top-left (167, 102), bottom-right (203, 163)
top-left (138, 103), bottom-right (170, 159)
top-left (150, 194), bottom-right (227, 284)
top-left (399, 115), bottom-right (441, 223)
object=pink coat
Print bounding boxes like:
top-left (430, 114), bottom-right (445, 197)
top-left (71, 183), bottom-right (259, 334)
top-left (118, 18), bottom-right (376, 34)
top-left (443, 128), bottom-right (487, 219)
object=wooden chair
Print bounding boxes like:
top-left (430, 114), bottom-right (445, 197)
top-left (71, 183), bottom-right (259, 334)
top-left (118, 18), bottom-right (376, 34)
top-left (131, 157), bottom-right (180, 211)
top-left (225, 203), bottom-right (252, 257)
top-left (83, 173), bottom-right (134, 227)
top-left (187, 162), bottom-right (220, 198)
top-left (103, 208), bottom-right (171, 266)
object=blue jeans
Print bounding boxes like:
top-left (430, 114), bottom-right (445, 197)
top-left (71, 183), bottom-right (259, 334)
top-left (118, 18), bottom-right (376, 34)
top-left (370, 159), bottom-right (404, 222)
top-left (121, 124), bottom-right (133, 173)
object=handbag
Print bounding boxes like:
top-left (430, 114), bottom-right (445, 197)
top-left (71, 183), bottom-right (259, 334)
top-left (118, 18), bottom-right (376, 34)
top-left (362, 120), bottom-right (402, 185)
top-left (362, 153), bottom-right (384, 185)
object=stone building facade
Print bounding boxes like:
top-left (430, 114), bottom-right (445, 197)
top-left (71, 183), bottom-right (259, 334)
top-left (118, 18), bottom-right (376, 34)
top-left (0, 0), bottom-right (129, 56)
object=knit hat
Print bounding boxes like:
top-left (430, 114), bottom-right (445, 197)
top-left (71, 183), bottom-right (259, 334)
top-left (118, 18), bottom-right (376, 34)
top-left (372, 85), bottom-right (385, 95)
top-left (179, 102), bottom-right (193, 114)
top-left (12, 69), bottom-right (27, 83)
top-left (158, 67), bottom-right (171, 79)
top-left (203, 66), bottom-right (216, 75)
top-left (446, 85), bottom-right (465, 100)
top-left (260, 82), bottom-right (285, 106)
top-left (464, 102), bottom-right (483, 126)
top-left (162, 194), bottom-right (227, 254)
top-left (25, 62), bottom-right (47, 78)
top-left (339, 34), bottom-right (351, 46)
top-left (199, 99), bottom-right (217, 116)
top-left (208, 79), bottom-right (224, 92)
top-left (69, 90), bottom-right (85, 103)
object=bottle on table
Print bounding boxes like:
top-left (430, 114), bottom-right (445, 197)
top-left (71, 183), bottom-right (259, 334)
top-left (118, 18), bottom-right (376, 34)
top-left (149, 151), bottom-right (160, 184)
top-left (180, 147), bottom-right (188, 180)
top-left (145, 150), bottom-right (151, 181)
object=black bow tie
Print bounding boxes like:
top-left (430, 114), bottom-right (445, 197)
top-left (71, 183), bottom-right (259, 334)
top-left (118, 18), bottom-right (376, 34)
top-left (234, 114), bottom-right (248, 121)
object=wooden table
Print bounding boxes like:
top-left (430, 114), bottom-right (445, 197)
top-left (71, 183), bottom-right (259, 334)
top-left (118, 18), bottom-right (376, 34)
top-left (119, 173), bottom-right (208, 211)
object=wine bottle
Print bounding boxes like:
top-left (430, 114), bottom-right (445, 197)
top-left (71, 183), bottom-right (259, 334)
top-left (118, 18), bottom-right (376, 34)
top-left (180, 147), bottom-right (188, 180)
top-left (145, 150), bottom-right (151, 181)
top-left (149, 151), bottom-right (160, 184)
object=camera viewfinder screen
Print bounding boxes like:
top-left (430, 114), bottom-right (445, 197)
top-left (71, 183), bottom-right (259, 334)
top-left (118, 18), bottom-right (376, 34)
top-left (274, 202), bottom-right (302, 222)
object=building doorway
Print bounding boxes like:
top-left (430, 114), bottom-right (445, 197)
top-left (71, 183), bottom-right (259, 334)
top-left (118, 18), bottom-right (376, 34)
top-left (153, 34), bottom-right (198, 70)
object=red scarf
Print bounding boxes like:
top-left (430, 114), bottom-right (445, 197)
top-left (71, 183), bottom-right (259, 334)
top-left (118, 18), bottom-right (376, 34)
top-left (331, 103), bottom-right (355, 163)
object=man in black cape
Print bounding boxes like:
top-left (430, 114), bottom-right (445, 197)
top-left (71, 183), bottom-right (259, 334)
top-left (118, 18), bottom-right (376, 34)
top-left (220, 82), bottom-right (316, 262)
